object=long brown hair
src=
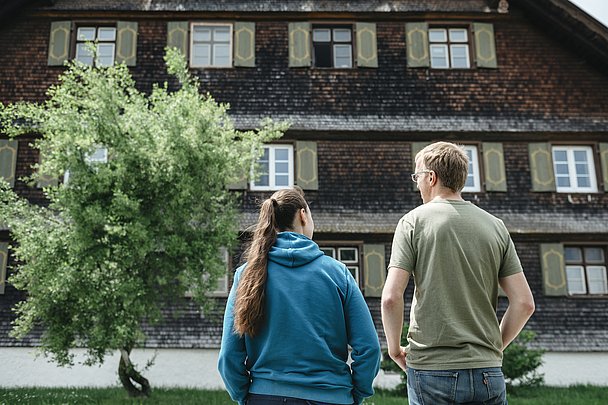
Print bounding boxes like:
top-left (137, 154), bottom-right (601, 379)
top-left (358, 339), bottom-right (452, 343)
top-left (233, 187), bottom-right (308, 337)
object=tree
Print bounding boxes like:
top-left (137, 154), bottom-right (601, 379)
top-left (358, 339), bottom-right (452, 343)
top-left (0, 48), bottom-right (286, 397)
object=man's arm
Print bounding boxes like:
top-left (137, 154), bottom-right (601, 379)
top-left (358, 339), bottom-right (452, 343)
top-left (499, 272), bottom-right (535, 350)
top-left (381, 266), bottom-right (411, 371)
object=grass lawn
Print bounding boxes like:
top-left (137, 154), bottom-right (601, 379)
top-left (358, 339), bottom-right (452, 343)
top-left (1, 386), bottom-right (607, 405)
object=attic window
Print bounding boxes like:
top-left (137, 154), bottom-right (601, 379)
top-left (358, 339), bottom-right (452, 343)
top-left (312, 25), bottom-right (353, 68)
top-left (191, 23), bottom-right (233, 67)
top-left (75, 26), bottom-right (117, 66)
top-left (565, 246), bottom-right (607, 295)
top-left (429, 27), bottom-right (470, 69)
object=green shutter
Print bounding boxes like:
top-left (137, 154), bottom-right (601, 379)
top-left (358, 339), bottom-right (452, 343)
top-left (288, 22), bottom-right (311, 67)
top-left (296, 141), bottom-right (318, 190)
top-left (363, 244), bottom-right (386, 297)
top-left (411, 142), bottom-right (430, 191)
top-left (167, 22), bottom-right (189, 56)
top-left (528, 143), bottom-right (555, 192)
top-left (234, 22), bottom-right (255, 67)
top-left (406, 22), bottom-right (429, 68)
top-left (474, 23), bottom-right (497, 69)
top-left (540, 243), bottom-right (567, 296)
top-left (0, 242), bottom-right (8, 294)
top-left (483, 142), bottom-right (507, 192)
top-left (48, 21), bottom-right (71, 66)
top-left (0, 140), bottom-right (18, 188)
top-left (356, 22), bottom-right (378, 68)
top-left (227, 173), bottom-right (248, 190)
top-left (116, 21), bottom-right (138, 66)
top-left (600, 143), bottom-right (608, 192)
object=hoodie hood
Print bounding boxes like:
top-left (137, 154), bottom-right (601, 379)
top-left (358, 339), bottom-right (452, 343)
top-left (268, 232), bottom-right (324, 268)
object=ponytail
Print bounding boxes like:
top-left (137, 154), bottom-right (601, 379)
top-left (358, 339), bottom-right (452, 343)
top-left (233, 187), bottom-right (307, 337)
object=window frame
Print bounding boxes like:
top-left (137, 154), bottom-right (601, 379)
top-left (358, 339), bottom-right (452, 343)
top-left (428, 26), bottom-right (472, 69)
top-left (462, 144), bottom-right (481, 192)
top-left (318, 242), bottom-right (363, 287)
top-left (190, 22), bottom-right (233, 68)
top-left (311, 24), bottom-right (354, 69)
top-left (551, 145), bottom-right (598, 193)
top-left (250, 144), bottom-right (294, 191)
top-left (73, 23), bottom-right (117, 67)
top-left (565, 245), bottom-right (608, 296)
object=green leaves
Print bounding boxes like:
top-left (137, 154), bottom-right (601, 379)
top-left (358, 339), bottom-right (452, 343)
top-left (0, 50), bottom-right (285, 368)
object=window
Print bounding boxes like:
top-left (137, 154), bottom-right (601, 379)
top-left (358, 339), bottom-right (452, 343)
top-left (312, 26), bottom-right (353, 68)
top-left (565, 246), bottom-right (607, 295)
top-left (250, 145), bottom-right (294, 191)
top-left (63, 146), bottom-right (108, 184)
top-left (191, 23), bottom-right (232, 67)
top-left (462, 145), bottom-right (481, 192)
top-left (429, 28), bottom-right (470, 69)
top-left (319, 245), bottom-right (360, 285)
top-left (75, 26), bottom-right (117, 66)
top-left (552, 146), bottom-right (598, 193)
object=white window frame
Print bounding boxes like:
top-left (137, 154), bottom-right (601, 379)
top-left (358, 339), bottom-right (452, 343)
top-left (319, 244), bottom-right (361, 285)
top-left (566, 265), bottom-right (587, 295)
top-left (250, 145), bottom-right (294, 191)
top-left (312, 26), bottom-right (353, 68)
top-left (190, 23), bottom-right (233, 68)
top-left (462, 145), bottom-right (481, 192)
top-left (75, 26), bottom-right (117, 67)
top-left (429, 27), bottom-right (471, 69)
top-left (552, 146), bottom-right (598, 193)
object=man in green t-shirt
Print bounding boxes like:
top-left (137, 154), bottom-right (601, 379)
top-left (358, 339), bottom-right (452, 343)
top-left (381, 141), bottom-right (535, 405)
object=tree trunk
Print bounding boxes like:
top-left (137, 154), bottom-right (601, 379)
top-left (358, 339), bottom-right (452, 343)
top-left (118, 347), bottom-right (151, 398)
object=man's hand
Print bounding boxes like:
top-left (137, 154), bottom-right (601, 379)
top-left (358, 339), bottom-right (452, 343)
top-left (389, 345), bottom-right (408, 372)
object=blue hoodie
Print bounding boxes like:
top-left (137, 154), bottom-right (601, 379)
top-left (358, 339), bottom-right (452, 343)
top-left (218, 232), bottom-right (381, 405)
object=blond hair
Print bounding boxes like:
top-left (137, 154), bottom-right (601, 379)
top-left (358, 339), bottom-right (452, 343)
top-left (416, 141), bottom-right (469, 192)
top-left (233, 187), bottom-right (308, 337)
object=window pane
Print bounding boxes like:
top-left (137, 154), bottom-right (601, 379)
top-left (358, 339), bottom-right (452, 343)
top-left (313, 29), bottom-right (331, 42)
top-left (585, 248), bottom-right (605, 263)
top-left (451, 45), bottom-right (469, 68)
top-left (193, 27), bottom-right (211, 42)
top-left (573, 150), bottom-right (588, 163)
top-left (256, 175), bottom-right (269, 187)
top-left (577, 176), bottom-right (591, 188)
top-left (430, 45), bottom-right (449, 68)
top-left (77, 27), bottom-right (96, 41)
top-left (75, 43), bottom-right (94, 65)
top-left (334, 45), bottom-right (352, 68)
top-left (553, 150), bottom-right (567, 162)
top-left (449, 29), bottom-right (468, 42)
top-left (566, 266), bottom-right (586, 294)
top-left (338, 248), bottom-right (358, 263)
top-left (213, 44), bottom-right (231, 66)
top-left (556, 176), bottom-right (571, 188)
top-left (87, 147), bottom-right (108, 163)
top-left (314, 43), bottom-right (332, 67)
top-left (587, 266), bottom-right (607, 294)
top-left (320, 247), bottom-right (336, 258)
top-left (555, 163), bottom-right (569, 175)
top-left (213, 27), bottom-right (231, 42)
top-left (565, 247), bottom-right (583, 263)
top-left (575, 163), bottom-right (589, 175)
top-left (260, 148), bottom-right (269, 161)
top-left (333, 28), bottom-right (352, 42)
top-left (96, 43), bottom-right (115, 66)
top-left (429, 29), bottom-right (447, 42)
top-left (274, 148), bottom-right (289, 161)
top-left (275, 162), bottom-right (289, 174)
top-left (192, 44), bottom-right (211, 66)
top-left (275, 175), bottom-right (289, 186)
top-left (97, 27), bottom-right (116, 41)
top-left (347, 266), bottom-right (359, 282)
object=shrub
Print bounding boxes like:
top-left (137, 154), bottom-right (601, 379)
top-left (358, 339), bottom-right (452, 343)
top-left (502, 329), bottom-right (545, 387)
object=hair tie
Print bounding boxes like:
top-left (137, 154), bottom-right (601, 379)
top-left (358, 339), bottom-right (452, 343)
top-left (270, 198), bottom-right (278, 208)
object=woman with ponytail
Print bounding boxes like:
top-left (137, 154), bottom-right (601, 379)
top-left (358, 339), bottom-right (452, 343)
top-left (218, 187), bottom-right (381, 405)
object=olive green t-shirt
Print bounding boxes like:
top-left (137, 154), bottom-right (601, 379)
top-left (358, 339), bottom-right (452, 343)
top-left (389, 199), bottom-right (523, 370)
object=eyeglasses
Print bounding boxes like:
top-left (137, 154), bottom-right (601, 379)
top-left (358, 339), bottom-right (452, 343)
top-left (411, 170), bottom-right (433, 182)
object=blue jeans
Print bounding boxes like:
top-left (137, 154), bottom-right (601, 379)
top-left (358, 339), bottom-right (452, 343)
top-left (406, 367), bottom-right (507, 405)
top-left (246, 393), bottom-right (348, 405)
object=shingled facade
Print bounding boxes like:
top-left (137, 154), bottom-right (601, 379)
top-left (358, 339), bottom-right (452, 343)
top-left (1, 0), bottom-right (608, 386)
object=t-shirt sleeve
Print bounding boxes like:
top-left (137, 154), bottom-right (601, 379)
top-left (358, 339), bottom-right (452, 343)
top-left (499, 237), bottom-right (524, 278)
top-left (388, 216), bottom-right (416, 273)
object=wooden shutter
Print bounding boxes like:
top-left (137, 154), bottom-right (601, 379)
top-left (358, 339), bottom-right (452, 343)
top-left (411, 142), bottom-right (430, 191)
top-left (528, 143), bottom-right (555, 192)
top-left (234, 22), bottom-right (255, 67)
top-left (0, 242), bottom-right (7, 295)
top-left (116, 21), bottom-right (138, 66)
top-left (37, 152), bottom-right (58, 188)
top-left (296, 141), bottom-right (318, 190)
top-left (288, 22), bottom-right (311, 67)
top-left (600, 143), bottom-right (608, 192)
top-left (363, 244), bottom-right (386, 297)
top-left (167, 22), bottom-right (189, 55)
top-left (48, 21), bottom-right (71, 66)
top-left (483, 142), bottom-right (507, 192)
top-left (0, 140), bottom-right (18, 187)
top-left (540, 243), bottom-right (567, 296)
top-left (474, 23), bottom-right (498, 68)
top-left (356, 22), bottom-right (378, 68)
top-left (406, 22), bottom-right (429, 68)
top-left (227, 172), bottom-right (248, 190)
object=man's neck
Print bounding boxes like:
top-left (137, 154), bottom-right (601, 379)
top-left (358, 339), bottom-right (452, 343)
top-left (429, 188), bottom-right (464, 202)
